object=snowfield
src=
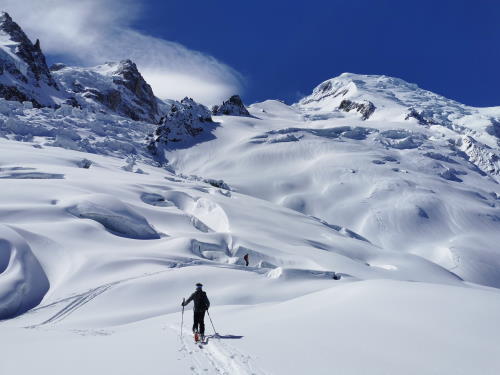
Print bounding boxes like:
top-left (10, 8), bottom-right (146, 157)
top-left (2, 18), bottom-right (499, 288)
top-left (1, 70), bottom-right (500, 374)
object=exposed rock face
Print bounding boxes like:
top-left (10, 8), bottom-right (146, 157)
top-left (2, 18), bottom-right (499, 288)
top-left (53, 60), bottom-right (159, 122)
top-left (49, 63), bottom-right (66, 72)
top-left (111, 60), bottom-right (158, 121)
top-left (338, 99), bottom-right (376, 120)
top-left (406, 108), bottom-right (427, 124)
top-left (0, 85), bottom-right (32, 104)
top-left (212, 95), bottom-right (251, 117)
top-left (405, 108), bottom-right (434, 125)
top-left (147, 97), bottom-right (213, 158)
top-left (0, 12), bottom-right (61, 107)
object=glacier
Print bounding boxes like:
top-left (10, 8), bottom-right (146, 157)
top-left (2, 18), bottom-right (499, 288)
top-left (1, 11), bottom-right (500, 375)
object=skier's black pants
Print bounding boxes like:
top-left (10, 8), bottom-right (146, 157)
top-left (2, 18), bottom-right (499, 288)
top-left (193, 310), bottom-right (206, 335)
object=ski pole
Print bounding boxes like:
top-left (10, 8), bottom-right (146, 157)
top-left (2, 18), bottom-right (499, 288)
top-left (181, 298), bottom-right (185, 337)
top-left (207, 310), bottom-right (218, 337)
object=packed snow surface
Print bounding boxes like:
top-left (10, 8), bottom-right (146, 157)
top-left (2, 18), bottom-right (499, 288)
top-left (1, 73), bottom-right (500, 375)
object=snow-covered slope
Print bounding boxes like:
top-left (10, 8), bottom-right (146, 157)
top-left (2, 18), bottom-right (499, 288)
top-left (1, 27), bottom-right (500, 373)
top-left (1, 138), bottom-right (499, 375)
top-left (165, 75), bottom-right (500, 289)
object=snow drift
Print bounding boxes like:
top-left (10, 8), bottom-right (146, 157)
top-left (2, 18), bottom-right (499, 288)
top-left (0, 225), bottom-right (49, 319)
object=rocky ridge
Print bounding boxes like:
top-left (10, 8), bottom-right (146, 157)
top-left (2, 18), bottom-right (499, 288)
top-left (147, 97), bottom-right (214, 162)
top-left (212, 94), bottom-right (251, 117)
top-left (0, 12), bottom-right (63, 107)
top-left (53, 60), bottom-right (160, 123)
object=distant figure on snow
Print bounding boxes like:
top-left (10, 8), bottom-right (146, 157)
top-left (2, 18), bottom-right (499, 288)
top-left (243, 253), bottom-right (249, 267)
top-left (182, 283), bottom-right (210, 339)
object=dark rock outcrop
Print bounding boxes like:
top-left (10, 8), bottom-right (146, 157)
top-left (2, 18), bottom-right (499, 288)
top-left (147, 97), bottom-right (213, 158)
top-left (0, 85), bottom-right (34, 105)
top-left (110, 60), bottom-right (158, 121)
top-left (338, 99), bottom-right (375, 120)
top-left (405, 108), bottom-right (434, 125)
top-left (49, 63), bottom-right (67, 72)
top-left (212, 95), bottom-right (251, 117)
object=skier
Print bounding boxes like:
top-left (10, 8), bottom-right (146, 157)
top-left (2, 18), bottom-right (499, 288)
top-left (243, 253), bottom-right (249, 267)
top-left (182, 283), bottom-right (210, 340)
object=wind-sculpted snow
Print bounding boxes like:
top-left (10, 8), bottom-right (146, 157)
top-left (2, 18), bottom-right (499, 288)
top-left (2, 71), bottom-right (500, 374)
top-left (162, 191), bottom-right (230, 233)
top-left (251, 125), bottom-right (377, 144)
top-left (0, 166), bottom-right (64, 179)
top-left (66, 194), bottom-right (160, 240)
top-left (266, 266), bottom-right (342, 280)
top-left (140, 192), bottom-right (173, 207)
top-left (0, 225), bottom-right (49, 319)
top-left (167, 87), bottom-right (500, 289)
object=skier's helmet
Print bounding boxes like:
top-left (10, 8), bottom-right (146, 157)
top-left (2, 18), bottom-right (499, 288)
top-left (196, 282), bottom-right (203, 289)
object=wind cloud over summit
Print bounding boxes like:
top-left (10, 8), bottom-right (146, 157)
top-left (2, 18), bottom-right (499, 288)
top-left (2, 0), bottom-right (242, 105)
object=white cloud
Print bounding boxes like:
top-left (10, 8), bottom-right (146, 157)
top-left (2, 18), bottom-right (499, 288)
top-left (2, 0), bottom-right (242, 105)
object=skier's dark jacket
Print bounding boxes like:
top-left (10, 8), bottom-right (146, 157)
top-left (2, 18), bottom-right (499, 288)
top-left (184, 290), bottom-right (210, 312)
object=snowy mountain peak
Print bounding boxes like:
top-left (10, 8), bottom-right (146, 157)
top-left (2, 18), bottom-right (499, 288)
top-left (0, 11), bottom-right (63, 107)
top-left (0, 11), bottom-right (57, 89)
top-left (298, 73), bottom-right (440, 118)
top-left (299, 73), bottom-right (500, 141)
top-left (0, 11), bottom-right (10, 23)
top-left (0, 14), bottom-right (160, 121)
top-left (53, 59), bottom-right (160, 122)
top-left (302, 73), bottom-right (424, 104)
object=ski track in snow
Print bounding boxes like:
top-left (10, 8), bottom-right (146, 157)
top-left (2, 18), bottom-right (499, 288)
top-left (16, 259), bottom-right (248, 328)
top-left (21, 269), bottom-right (174, 328)
top-left (36, 284), bottom-right (114, 326)
top-left (7, 258), bottom-right (267, 329)
top-left (176, 327), bottom-right (269, 375)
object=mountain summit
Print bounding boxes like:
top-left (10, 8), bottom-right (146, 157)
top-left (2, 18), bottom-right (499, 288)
top-left (0, 12), bottom-right (165, 122)
top-left (298, 73), bottom-right (500, 130)
top-left (54, 60), bottom-right (160, 122)
top-left (0, 12), bottom-right (64, 107)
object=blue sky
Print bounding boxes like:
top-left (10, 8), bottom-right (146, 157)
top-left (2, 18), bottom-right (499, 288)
top-left (132, 0), bottom-right (499, 106)
top-left (4, 0), bottom-right (498, 106)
